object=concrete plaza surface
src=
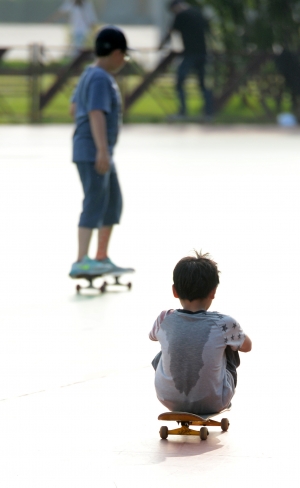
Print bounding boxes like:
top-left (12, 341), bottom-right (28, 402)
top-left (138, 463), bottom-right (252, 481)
top-left (0, 124), bottom-right (299, 487)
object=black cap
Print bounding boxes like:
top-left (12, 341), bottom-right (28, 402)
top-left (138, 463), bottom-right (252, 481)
top-left (95, 26), bottom-right (129, 56)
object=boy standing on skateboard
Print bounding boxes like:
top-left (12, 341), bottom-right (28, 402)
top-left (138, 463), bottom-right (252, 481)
top-left (149, 251), bottom-right (252, 414)
top-left (69, 26), bottom-right (134, 278)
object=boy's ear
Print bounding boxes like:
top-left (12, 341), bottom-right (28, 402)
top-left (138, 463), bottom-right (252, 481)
top-left (209, 287), bottom-right (217, 299)
top-left (172, 285), bottom-right (179, 298)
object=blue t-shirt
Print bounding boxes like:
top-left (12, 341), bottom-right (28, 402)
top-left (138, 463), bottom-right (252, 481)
top-left (72, 65), bottom-right (122, 162)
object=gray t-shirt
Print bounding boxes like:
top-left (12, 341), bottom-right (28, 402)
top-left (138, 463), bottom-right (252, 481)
top-left (72, 65), bottom-right (122, 162)
top-left (149, 309), bottom-right (245, 415)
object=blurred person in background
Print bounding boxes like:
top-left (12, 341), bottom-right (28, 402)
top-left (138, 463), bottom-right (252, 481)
top-left (160, 1), bottom-right (213, 120)
top-left (47, 0), bottom-right (98, 56)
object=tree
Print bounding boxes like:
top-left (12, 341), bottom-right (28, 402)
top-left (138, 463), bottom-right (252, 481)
top-left (188, 0), bottom-right (300, 52)
top-left (183, 1), bottom-right (300, 118)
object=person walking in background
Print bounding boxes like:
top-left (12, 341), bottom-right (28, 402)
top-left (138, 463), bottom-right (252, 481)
top-left (160, 1), bottom-right (213, 120)
top-left (69, 26), bottom-right (134, 278)
top-left (47, 0), bottom-right (98, 56)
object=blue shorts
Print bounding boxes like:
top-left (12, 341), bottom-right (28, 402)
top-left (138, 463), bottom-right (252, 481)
top-left (76, 161), bottom-right (122, 229)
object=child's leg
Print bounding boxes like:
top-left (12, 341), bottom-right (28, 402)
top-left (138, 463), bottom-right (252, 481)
top-left (96, 165), bottom-right (122, 260)
top-left (151, 351), bottom-right (162, 370)
top-left (96, 226), bottom-right (113, 260)
top-left (225, 347), bottom-right (240, 388)
top-left (77, 227), bottom-right (93, 261)
top-left (75, 161), bottom-right (110, 260)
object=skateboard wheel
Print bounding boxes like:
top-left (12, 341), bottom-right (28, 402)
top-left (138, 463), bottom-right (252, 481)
top-left (221, 418), bottom-right (230, 431)
top-left (76, 284), bottom-right (81, 293)
top-left (127, 282), bottom-right (132, 290)
top-left (100, 282), bottom-right (107, 293)
top-left (159, 426), bottom-right (168, 439)
top-left (200, 427), bottom-right (208, 440)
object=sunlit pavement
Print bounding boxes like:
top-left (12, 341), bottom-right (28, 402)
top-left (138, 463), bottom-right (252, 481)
top-left (0, 124), bottom-right (299, 487)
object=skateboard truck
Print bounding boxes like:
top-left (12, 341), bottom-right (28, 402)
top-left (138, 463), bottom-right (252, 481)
top-left (75, 274), bottom-right (132, 294)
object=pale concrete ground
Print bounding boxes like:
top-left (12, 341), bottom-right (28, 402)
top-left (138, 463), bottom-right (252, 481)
top-left (0, 124), bottom-right (300, 487)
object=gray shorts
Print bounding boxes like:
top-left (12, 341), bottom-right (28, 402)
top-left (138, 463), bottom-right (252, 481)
top-left (76, 161), bottom-right (122, 229)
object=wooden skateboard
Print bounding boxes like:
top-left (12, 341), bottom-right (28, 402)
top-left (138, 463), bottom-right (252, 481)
top-left (74, 271), bottom-right (133, 294)
top-left (158, 407), bottom-right (230, 440)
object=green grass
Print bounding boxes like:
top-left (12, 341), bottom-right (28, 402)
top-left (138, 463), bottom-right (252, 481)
top-left (0, 72), bottom-right (293, 124)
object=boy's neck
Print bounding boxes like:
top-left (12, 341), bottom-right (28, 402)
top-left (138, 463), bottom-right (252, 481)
top-left (179, 297), bottom-right (212, 312)
top-left (95, 58), bottom-right (112, 73)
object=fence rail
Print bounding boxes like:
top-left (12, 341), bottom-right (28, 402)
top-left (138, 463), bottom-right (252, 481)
top-left (0, 44), bottom-right (298, 123)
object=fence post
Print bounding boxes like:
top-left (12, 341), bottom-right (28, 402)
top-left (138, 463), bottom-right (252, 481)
top-left (29, 43), bottom-right (42, 123)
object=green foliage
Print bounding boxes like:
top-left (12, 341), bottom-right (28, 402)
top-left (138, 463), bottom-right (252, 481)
top-left (187, 0), bottom-right (300, 51)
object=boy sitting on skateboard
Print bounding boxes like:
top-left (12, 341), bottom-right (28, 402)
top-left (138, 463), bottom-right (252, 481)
top-left (149, 251), bottom-right (252, 415)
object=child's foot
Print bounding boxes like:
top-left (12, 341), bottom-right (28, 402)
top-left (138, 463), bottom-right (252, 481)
top-left (69, 256), bottom-right (114, 278)
top-left (96, 257), bottom-right (135, 275)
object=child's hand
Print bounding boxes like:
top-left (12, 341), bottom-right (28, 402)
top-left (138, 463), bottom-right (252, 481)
top-left (95, 150), bottom-right (110, 175)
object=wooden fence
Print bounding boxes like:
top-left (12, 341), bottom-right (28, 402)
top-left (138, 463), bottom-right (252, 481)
top-left (0, 44), bottom-right (298, 123)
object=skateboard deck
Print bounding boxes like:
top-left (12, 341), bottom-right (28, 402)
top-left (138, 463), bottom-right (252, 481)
top-left (158, 406), bottom-right (231, 440)
top-left (73, 270), bottom-right (134, 294)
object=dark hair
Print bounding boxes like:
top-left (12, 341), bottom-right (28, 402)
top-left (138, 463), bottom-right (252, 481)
top-left (173, 251), bottom-right (220, 301)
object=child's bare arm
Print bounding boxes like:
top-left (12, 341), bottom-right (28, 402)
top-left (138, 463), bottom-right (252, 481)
top-left (70, 102), bottom-right (76, 119)
top-left (239, 334), bottom-right (252, 352)
top-left (89, 110), bottom-right (110, 175)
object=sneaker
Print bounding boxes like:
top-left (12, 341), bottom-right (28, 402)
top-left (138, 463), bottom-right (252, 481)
top-left (69, 255), bottom-right (113, 278)
top-left (96, 257), bottom-right (135, 276)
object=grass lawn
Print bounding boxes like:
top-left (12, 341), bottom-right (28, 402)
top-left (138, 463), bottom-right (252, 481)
top-left (0, 71), bottom-right (293, 124)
